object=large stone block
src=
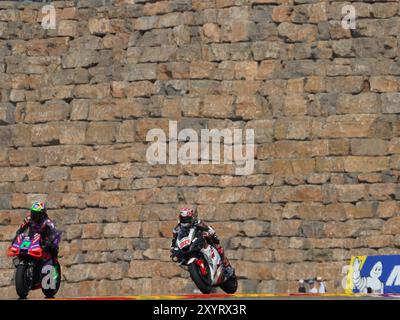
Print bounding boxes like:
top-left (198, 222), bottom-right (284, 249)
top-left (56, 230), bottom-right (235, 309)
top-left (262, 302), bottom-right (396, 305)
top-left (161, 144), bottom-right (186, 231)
top-left (274, 117), bottom-right (314, 140)
top-left (201, 95), bottom-right (234, 118)
top-left (350, 139), bottom-right (388, 156)
top-left (57, 20), bottom-right (78, 37)
top-left (73, 84), bottom-right (110, 99)
top-left (271, 185), bottom-right (323, 202)
top-left (121, 64), bottom-right (157, 81)
top-left (344, 156), bottom-right (389, 173)
top-left (62, 50), bottom-right (100, 68)
top-left (318, 115), bottom-right (378, 138)
top-left (0, 103), bottom-right (14, 124)
top-left (22, 101), bottom-right (71, 124)
top-left (277, 22), bottom-right (317, 43)
top-left (271, 159), bottom-right (315, 176)
top-left (88, 18), bottom-right (111, 35)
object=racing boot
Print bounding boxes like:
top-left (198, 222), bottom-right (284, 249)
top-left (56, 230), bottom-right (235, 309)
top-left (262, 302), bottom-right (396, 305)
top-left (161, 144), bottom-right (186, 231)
top-left (218, 246), bottom-right (235, 279)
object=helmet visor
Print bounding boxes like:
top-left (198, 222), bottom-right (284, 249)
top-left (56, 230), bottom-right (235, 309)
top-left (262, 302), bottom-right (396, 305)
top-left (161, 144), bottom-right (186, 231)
top-left (179, 215), bottom-right (193, 225)
top-left (31, 210), bottom-right (44, 223)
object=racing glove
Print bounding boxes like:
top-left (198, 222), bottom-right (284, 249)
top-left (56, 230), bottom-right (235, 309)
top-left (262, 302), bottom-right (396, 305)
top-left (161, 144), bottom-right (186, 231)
top-left (170, 247), bottom-right (179, 257)
top-left (202, 231), bottom-right (213, 239)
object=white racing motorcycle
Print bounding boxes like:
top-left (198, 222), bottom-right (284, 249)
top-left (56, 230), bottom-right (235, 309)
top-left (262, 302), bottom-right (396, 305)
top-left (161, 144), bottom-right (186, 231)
top-left (171, 226), bottom-right (238, 294)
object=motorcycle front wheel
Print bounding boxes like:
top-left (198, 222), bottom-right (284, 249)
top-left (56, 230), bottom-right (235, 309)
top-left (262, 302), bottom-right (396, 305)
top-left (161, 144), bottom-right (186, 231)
top-left (15, 263), bottom-right (32, 299)
top-left (188, 260), bottom-right (213, 294)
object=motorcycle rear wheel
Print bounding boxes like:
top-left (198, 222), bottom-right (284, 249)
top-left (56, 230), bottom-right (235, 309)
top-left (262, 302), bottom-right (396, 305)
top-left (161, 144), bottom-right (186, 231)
top-left (220, 275), bottom-right (238, 294)
top-left (188, 261), bottom-right (212, 294)
top-left (15, 264), bottom-right (31, 299)
top-left (41, 261), bottom-right (61, 299)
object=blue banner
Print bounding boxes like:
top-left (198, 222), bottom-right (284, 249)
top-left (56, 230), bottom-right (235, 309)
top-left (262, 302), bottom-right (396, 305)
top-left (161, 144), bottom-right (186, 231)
top-left (347, 255), bottom-right (400, 294)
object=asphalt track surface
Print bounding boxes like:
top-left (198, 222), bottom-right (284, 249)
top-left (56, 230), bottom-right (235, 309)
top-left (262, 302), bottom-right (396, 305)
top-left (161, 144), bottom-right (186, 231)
top-left (54, 293), bottom-right (400, 300)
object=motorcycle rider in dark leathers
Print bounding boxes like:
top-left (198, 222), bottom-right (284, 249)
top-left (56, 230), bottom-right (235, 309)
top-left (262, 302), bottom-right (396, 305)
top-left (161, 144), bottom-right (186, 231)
top-left (13, 201), bottom-right (61, 263)
top-left (170, 207), bottom-right (235, 278)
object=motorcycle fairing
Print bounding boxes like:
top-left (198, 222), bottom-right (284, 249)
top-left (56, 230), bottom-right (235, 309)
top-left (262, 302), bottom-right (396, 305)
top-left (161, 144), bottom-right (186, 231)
top-left (7, 233), bottom-right (43, 259)
top-left (176, 228), bottom-right (195, 250)
top-left (201, 244), bottom-right (222, 285)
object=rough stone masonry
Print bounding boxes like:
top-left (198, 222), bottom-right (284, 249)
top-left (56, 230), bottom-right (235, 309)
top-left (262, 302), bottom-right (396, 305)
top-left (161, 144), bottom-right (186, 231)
top-left (0, 0), bottom-right (400, 298)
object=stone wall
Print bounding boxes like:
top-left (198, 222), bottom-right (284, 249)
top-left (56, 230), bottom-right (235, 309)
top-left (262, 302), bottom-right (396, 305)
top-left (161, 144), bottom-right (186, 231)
top-left (0, 0), bottom-right (400, 298)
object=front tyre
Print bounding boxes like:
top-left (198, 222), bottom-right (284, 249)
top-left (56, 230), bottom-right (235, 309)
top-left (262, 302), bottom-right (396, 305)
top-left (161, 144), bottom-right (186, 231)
top-left (188, 261), bottom-right (212, 294)
top-left (15, 264), bottom-right (31, 299)
top-left (220, 275), bottom-right (238, 294)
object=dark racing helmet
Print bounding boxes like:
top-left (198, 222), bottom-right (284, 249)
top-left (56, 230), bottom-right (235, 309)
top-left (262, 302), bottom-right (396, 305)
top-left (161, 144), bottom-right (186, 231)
top-left (30, 201), bottom-right (47, 223)
top-left (179, 207), bottom-right (197, 228)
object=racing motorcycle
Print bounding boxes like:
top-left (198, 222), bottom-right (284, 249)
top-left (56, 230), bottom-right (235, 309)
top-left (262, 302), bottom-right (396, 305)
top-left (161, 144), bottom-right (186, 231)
top-left (171, 226), bottom-right (238, 294)
top-left (7, 232), bottom-right (62, 299)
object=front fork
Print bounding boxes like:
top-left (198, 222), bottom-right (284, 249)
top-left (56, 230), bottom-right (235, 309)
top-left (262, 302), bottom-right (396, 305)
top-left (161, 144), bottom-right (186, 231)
top-left (12, 257), bottom-right (19, 268)
top-left (18, 260), bottom-right (35, 288)
top-left (27, 264), bottom-right (34, 283)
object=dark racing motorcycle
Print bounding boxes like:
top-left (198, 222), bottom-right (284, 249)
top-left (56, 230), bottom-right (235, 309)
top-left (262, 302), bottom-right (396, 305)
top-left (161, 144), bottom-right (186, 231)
top-left (7, 232), bottom-right (62, 299)
top-left (171, 226), bottom-right (238, 294)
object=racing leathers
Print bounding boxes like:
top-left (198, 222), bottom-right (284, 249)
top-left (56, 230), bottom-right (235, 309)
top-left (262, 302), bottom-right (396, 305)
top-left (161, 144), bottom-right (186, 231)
top-left (171, 219), bottom-right (234, 277)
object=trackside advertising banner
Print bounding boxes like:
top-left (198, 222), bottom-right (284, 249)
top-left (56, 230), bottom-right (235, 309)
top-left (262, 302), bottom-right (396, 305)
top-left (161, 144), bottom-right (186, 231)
top-left (346, 255), bottom-right (400, 294)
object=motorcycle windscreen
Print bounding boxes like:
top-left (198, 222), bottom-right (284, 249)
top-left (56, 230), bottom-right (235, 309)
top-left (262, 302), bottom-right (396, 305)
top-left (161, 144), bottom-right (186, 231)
top-left (176, 228), bottom-right (194, 250)
top-left (177, 227), bottom-right (190, 240)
